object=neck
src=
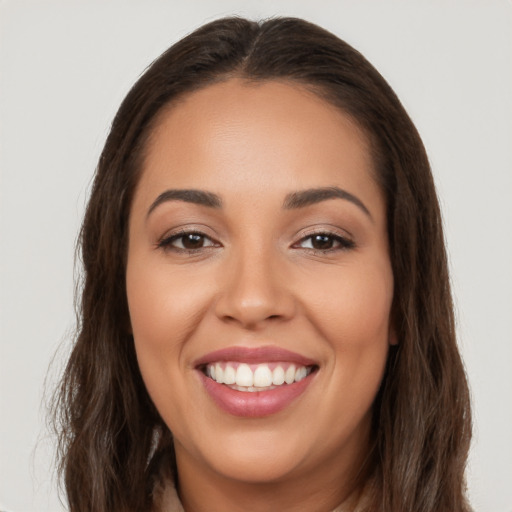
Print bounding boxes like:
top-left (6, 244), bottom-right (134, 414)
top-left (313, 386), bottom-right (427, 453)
top-left (173, 435), bottom-right (373, 512)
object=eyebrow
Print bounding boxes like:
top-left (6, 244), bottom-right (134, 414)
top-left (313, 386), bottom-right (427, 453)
top-left (147, 189), bottom-right (222, 218)
top-left (146, 186), bottom-right (372, 220)
top-left (283, 187), bottom-right (372, 219)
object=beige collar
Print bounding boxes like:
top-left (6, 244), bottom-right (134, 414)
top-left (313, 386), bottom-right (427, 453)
top-left (152, 477), bottom-right (371, 512)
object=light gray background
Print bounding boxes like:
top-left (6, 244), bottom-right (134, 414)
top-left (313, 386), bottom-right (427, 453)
top-left (1, 1), bottom-right (511, 511)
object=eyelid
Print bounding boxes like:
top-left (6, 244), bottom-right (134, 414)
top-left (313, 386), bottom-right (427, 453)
top-left (156, 226), bottom-right (222, 253)
top-left (293, 224), bottom-right (353, 241)
top-left (291, 227), bottom-right (356, 252)
top-left (154, 224), bottom-right (355, 254)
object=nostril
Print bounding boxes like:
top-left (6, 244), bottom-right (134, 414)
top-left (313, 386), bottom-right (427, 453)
top-left (213, 276), bottom-right (296, 328)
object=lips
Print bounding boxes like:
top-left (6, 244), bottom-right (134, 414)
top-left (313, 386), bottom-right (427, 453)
top-left (194, 346), bottom-right (318, 417)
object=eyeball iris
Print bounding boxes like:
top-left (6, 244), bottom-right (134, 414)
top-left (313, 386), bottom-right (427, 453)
top-left (311, 234), bottom-right (334, 250)
top-left (182, 233), bottom-right (206, 249)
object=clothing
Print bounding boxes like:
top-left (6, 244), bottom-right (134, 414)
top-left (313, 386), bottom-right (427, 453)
top-left (151, 478), bottom-right (184, 512)
top-left (151, 476), bottom-right (372, 512)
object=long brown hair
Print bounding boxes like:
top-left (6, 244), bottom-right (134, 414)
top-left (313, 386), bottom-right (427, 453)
top-left (52, 16), bottom-right (472, 512)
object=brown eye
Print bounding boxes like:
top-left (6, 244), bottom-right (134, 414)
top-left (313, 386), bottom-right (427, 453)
top-left (181, 233), bottom-right (206, 249)
top-left (296, 232), bottom-right (355, 252)
top-left (310, 234), bottom-right (334, 250)
top-left (158, 231), bottom-right (218, 251)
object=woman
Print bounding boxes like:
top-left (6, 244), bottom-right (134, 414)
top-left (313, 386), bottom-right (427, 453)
top-left (53, 16), bottom-right (472, 512)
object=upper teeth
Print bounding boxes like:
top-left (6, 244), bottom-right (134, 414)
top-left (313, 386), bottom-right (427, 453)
top-left (206, 362), bottom-right (310, 389)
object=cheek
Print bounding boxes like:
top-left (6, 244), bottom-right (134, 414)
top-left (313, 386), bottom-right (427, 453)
top-left (126, 258), bottom-right (211, 350)
top-left (302, 258), bottom-right (393, 416)
top-left (310, 263), bottom-right (392, 424)
top-left (125, 258), bottom-right (211, 414)
top-left (302, 260), bottom-right (393, 351)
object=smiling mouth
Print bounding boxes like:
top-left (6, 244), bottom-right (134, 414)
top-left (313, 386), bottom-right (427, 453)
top-left (202, 362), bottom-right (316, 392)
top-left (194, 346), bottom-right (319, 416)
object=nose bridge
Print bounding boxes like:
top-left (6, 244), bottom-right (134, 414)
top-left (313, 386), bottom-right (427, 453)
top-left (215, 238), bottom-right (294, 328)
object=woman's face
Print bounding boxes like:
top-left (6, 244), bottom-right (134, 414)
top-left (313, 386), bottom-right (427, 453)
top-left (126, 79), bottom-right (394, 489)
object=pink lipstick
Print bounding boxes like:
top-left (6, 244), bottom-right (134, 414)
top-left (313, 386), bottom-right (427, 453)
top-left (195, 346), bottom-right (317, 417)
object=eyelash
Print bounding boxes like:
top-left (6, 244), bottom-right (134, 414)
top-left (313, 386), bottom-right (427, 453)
top-left (156, 230), bottom-right (355, 254)
top-left (293, 231), bottom-right (355, 253)
top-left (157, 230), bottom-right (220, 254)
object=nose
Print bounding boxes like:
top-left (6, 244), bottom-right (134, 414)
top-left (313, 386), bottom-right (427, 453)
top-left (214, 248), bottom-right (296, 330)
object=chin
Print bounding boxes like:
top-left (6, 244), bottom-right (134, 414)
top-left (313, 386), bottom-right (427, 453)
top-left (173, 422), bottom-right (312, 484)
top-left (203, 442), bottom-right (307, 484)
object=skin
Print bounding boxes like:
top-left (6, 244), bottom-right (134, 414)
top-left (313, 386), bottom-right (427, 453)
top-left (126, 79), bottom-right (395, 512)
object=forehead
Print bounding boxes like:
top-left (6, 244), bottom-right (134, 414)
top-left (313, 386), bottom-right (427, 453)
top-left (136, 79), bottom-right (383, 216)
